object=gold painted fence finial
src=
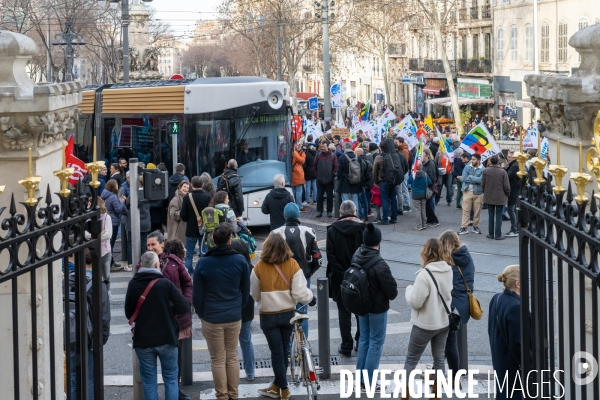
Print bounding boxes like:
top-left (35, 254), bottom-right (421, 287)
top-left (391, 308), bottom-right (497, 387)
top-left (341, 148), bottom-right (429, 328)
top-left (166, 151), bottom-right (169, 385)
top-left (18, 148), bottom-right (42, 206)
top-left (586, 111), bottom-right (600, 200)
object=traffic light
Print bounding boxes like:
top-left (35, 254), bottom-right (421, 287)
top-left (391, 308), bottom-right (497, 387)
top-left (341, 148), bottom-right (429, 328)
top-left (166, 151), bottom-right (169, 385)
top-left (166, 120), bottom-right (180, 135)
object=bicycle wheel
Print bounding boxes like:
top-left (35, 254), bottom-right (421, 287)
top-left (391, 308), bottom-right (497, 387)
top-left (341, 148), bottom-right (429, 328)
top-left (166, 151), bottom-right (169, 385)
top-left (289, 329), bottom-right (300, 385)
top-left (302, 347), bottom-right (318, 400)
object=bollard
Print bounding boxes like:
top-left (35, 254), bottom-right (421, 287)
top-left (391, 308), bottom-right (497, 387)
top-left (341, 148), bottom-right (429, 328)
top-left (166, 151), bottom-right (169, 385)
top-left (317, 277), bottom-right (331, 379)
top-left (181, 336), bottom-right (193, 386)
top-left (457, 324), bottom-right (468, 371)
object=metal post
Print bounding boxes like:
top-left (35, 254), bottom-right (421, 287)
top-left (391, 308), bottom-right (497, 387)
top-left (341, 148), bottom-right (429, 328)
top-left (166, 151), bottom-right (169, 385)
top-left (122, 0), bottom-right (130, 83)
top-left (181, 337), bottom-right (193, 386)
top-left (322, 2), bottom-right (331, 122)
top-left (276, 21), bottom-right (282, 81)
top-left (47, 17), bottom-right (52, 82)
top-left (317, 278), bottom-right (330, 379)
top-left (172, 133), bottom-right (178, 171)
top-left (457, 324), bottom-right (468, 371)
top-left (129, 159), bottom-right (143, 400)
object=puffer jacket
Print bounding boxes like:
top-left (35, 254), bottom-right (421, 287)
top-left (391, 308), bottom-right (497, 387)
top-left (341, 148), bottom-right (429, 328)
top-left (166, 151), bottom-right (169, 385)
top-left (351, 246), bottom-right (398, 314)
top-left (217, 168), bottom-right (244, 217)
top-left (292, 149), bottom-right (306, 186)
top-left (100, 190), bottom-right (125, 226)
top-left (136, 251), bottom-right (193, 330)
top-left (167, 189), bottom-right (187, 244)
top-left (450, 245), bottom-right (475, 324)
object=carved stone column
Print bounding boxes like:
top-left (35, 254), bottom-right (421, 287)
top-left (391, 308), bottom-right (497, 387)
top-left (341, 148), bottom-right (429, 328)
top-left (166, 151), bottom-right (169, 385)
top-left (0, 30), bottom-right (82, 399)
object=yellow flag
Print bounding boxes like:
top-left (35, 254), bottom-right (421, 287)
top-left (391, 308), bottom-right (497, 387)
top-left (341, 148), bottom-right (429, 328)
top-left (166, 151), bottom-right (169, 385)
top-left (423, 115), bottom-right (434, 136)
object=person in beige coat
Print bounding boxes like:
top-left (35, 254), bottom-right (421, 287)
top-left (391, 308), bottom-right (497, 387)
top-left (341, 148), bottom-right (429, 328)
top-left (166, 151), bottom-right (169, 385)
top-left (167, 180), bottom-right (189, 244)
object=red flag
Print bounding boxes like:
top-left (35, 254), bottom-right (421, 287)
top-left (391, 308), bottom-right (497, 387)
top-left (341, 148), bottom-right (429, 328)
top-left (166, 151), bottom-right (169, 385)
top-left (291, 115), bottom-right (303, 141)
top-left (65, 135), bottom-right (89, 186)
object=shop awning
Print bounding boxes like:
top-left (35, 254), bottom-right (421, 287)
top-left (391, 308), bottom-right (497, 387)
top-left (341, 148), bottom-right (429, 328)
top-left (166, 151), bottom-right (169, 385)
top-left (422, 87), bottom-right (441, 95)
top-left (425, 97), bottom-right (495, 106)
top-left (515, 98), bottom-right (536, 108)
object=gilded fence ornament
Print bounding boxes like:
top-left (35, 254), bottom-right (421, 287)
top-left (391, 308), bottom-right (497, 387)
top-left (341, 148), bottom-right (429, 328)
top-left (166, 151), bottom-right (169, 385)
top-left (586, 111), bottom-right (600, 200)
top-left (548, 137), bottom-right (568, 194)
top-left (570, 142), bottom-right (591, 204)
top-left (53, 142), bottom-right (74, 198)
top-left (84, 137), bottom-right (105, 189)
top-left (18, 148), bottom-right (42, 206)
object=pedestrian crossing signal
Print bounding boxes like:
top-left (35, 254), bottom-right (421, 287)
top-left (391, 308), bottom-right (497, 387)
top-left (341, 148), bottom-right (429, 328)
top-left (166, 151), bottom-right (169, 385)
top-left (166, 121), bottom-right (180, 135)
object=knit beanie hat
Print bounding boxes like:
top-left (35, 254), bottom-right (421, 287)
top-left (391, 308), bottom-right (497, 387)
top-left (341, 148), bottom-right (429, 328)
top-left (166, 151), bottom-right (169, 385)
top-left (369, 142), bottom-right (378, 152)
top-left (284, 202), bottom-right (301, 219)
top-left (363, 223), bottom-right (382, 247)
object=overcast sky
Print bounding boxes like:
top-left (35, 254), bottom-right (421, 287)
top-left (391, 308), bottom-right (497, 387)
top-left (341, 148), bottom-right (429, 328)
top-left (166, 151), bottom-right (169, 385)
top-left (150, 0), bottom-right (222, 39)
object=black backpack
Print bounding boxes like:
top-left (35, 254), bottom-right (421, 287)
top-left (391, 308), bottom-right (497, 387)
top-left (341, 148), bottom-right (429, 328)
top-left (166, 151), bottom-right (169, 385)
top-left (316, 153), bottom-right (334, 184)
top-left (383, 152), bottom-right (404, 186)
top-left (361, 157), bottom-right (373, 187)
top-left (67, 275), bottom-right (94, 348)
top-left (340, 255), bottom-right (381, 316)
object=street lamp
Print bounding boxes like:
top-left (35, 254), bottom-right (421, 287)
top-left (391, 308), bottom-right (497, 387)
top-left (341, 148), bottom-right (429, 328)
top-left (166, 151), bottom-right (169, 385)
top-left (52, 21), bottom-right (86, 82)
top-left (102, 0), bottom-right (153, 83)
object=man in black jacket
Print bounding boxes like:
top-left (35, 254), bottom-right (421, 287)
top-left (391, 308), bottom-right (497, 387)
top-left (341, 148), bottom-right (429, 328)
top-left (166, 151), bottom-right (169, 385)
top-left (505, 151), bottom-right (520, 237)
top-left (261, 174), bottom-right (295, 231)
top-left (326, 200), bottom-right (365, 356)
top-left (352, 223), bottom-right (398, 391)
top-left (168, 163), bottom-right (189, 203)
top-left (313, 139), bottom-right (338, 217)
top-left (180, 176), bottom-right (212, 274)
top-left (125, 251), bottom-right (190, 400)
top-left (217, 159), bottom-right (245, 217)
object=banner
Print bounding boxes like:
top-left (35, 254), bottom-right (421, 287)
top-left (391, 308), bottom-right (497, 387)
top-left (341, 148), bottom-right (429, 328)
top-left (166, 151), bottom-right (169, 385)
top-left (540, 137), bottom-right (549, 161)
top-left (412, 136), bottom-right (424, 177)
top-left (331, 79), bottom-right (343, 109)
top-left (304, 118), bottom-right (322, 139)
top-left (65, 135), bottom-right (89, 186)
top-left (358, 102), bottom-right (370, 121)
top-left (523, 125), bottom-right (538, 150)
top-left (459, 122), bottom-right (501, 161)
top-left (380, 109), bottom-right (397, 123)
top-left (437, 128), bottom-right (455, 162)
top-left (394, 115), bottom-right (419, 150)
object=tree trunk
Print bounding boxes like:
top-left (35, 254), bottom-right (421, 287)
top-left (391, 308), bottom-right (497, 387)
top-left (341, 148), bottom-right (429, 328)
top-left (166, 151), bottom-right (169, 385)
top-left (381, 48), bottom-right (391, 108)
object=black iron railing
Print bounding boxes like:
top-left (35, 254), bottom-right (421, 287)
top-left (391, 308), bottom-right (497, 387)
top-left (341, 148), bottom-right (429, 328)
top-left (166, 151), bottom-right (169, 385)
top-left (423, 59), bottom-right (456, 73)
top-left (481, 4), bottom-right (492, 19)
top-left (458, 58), bottom-right (492, 73)
top-left (409, 58), bottom-right (424, 71)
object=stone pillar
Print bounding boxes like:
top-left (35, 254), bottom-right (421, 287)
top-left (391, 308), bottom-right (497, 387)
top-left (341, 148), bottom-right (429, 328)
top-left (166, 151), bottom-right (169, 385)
top-left (0, 30), bottom-right (82, 399)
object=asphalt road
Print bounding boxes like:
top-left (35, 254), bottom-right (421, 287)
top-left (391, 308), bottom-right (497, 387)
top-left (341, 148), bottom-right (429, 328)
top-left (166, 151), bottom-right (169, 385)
top-left (104, 196), bottom-right (516, 399)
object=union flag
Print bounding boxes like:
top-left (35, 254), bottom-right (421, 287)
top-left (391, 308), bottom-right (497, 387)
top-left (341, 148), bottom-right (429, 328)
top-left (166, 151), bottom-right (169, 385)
top-left (65, 135), bottom-right (89, 186)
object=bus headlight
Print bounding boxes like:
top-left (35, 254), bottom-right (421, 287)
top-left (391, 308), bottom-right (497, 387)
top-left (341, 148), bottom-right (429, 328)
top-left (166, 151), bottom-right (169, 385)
top-left (253, 200), bottom-right (260, 206)
top-left (267, 91), bottom-right (283, 110)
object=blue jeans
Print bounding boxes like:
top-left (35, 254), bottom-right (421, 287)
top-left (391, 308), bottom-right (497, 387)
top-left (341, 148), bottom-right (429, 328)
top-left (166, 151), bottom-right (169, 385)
top-left (239, 321), bottom-right (255, 379)
top-left (135, 344), bottom-right (179, 400)
top-left (260, 311), bottom-right (295, 390)
top-left (185, 236), bottom-right (208, 275)
top-left (379, 181), bottom-right (398, 223)
top-left (356, 311), bottom-right (388, 384)
top-left (305, 179), bottom-right (317, 203)
top-left (293, 185), bottom-right (304, 208)
top-left (357, 188), bottom-right (369, 218)
top-left (69, 346), bottom-right (94, 400)
top-left (340, 193), bottom-right (359, 208)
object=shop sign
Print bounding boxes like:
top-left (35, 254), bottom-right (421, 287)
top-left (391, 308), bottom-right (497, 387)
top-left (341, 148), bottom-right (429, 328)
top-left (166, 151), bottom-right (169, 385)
top-left (402, 75), bottom-right (425, 85)
top-left (458, 82), bottom-right (492, 99)
top-left (424, 73), bottom-right (447, 79)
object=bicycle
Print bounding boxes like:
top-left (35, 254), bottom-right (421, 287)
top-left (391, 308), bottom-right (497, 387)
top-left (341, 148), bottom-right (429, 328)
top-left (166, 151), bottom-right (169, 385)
top-left (289, 311), bottom-right (321, 399)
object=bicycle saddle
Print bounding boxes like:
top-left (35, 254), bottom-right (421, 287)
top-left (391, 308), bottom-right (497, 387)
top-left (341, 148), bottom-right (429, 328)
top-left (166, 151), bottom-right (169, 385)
top-left (290, 313), bottom-right (310, 324)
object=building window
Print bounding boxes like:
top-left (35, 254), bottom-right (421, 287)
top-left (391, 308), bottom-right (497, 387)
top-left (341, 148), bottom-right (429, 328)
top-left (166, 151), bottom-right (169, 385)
top-left (462, 35), bottom-right (467, 59)
top-left (579, 18), bottom-right (588, 31)
top-left (510, 25), bottom-right (518, 62)
top-left (541, 23), bottom-right (550, 63)
top-left (558, 21), bottom-right (568, 63)
top-left (473, 34), bottom-right (479, 59)
top-left (485, 33), bottom-right (491, 59)
top-left (497, 27), bottom-right (504, 62)
top-left (525, 24), bottom-right (533, 62)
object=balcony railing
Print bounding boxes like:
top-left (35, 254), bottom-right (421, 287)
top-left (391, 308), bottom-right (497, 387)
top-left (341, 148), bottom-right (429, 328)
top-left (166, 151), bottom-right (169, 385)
top-left (458, 58), bottom-right (492, 74)
top-left (470, 6), bottom-right (479, 19)
top-left (424, 59), bottom-right (457, 73)
top-left (409, 58), bottom-right (424, 71)
top-left (481, 4), bottom-right (491, 19)
top-left (458, 8), bottom-right (468, 21)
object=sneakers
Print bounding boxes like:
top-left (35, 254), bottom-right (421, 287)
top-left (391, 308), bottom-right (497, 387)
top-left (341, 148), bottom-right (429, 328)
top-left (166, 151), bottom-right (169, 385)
top-left (468, 220), bottom-right (473, 226)
top-left (496, 236), bottom-right (506, 240)
top-left (316, 212), bottom-right (323, 217)
top-left (373, 218), bottom-right (381, 223)
top-left (338, 344), bottom-right (352, 357)
top-left (505, 230), bottom-right (519, 237)
top-left (458, 227), bottom-right (468, 235)
top-left (414, 226), bottom-right (425, 231)
top-left (280, 388), bottom-right (291, 400)
top-left (377, 220), bottom-right (389, 225)
top-left (178, 390), bottom-right (191, 400)
top-left (428, 222), bottom-right (440, 227)
top-left (361, 383), bottom-right (381, 393)
top-left (258, 383), bottom-right (281, 399)
top-left (472, 227), bottom-right (482, 234)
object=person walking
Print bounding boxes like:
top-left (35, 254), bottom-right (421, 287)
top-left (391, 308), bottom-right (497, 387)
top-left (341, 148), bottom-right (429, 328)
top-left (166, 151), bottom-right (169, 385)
top-left (313, 139), bottom-right (338, 218)
top-left (180, 176), bottom-right (212, 275)
top-left (193, 223), bottom-right (250, 400)
top-left (125, 251), bottom-right (190, 400)
top-left (402, 238), bottom-right (452, 399)
top-left (458, 153), bottom-right (484, 235)
top-left (421, 149), bottom-right (439, 227)
top-left (352, 223), bottom-right (398, 392)
top-left (336, 142), bottom-right (363, 207)
top-left (251, 233), bottom-right (315, 400)
top-left (167, 180), bottom-right (190, 245)
top-left (217, 159), bottom-right (245, 217)
top-left (482, 155), bottom-right (510, 240)
top-left (439, 230), bottom-right (476, 387)
top-left (261, 174), bottom-right (295, 231)
top-left (291, 141), bottom-right (307, 211)
top-left (168, 163), bottom-right (189, 203)
top-left (373, 138), bottom-right (407, 225)
top-left (411, 165), bottom-right (432, 230)
top-left (505, 151), bottom-right (520, 237)
top-left (101, 179), bottom-right (126, 267)
top-left (303, 137), bottom-right (318, 204)
top-left (229, 239), bottom-right (256, 382)
top-left (453, 151), bottom-right (467, 209)
top-left (272, 203), bottom-right (322, 336)
top-left (209, 190), bottom-right (242, 234)
top-left (326, 200), bottom-right (365, 356)
top-left (488, 265), bottom-right (522, 400)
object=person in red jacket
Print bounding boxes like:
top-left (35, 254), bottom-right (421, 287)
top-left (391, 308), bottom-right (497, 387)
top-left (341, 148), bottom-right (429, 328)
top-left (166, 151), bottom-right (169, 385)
top-left (138, 231), bottom-right (193, 400)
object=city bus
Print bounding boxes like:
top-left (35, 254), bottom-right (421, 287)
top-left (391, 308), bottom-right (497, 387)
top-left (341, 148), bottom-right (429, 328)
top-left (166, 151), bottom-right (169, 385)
top-left (75, 77), bottom-right (292, 226)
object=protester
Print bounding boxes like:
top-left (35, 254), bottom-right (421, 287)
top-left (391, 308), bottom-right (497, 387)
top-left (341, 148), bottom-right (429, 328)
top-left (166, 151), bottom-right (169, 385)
top-left (273, 203), bottom-right (322, 335)
top-left (251, 233), bottom-right (315, 400)
top-left (109, 163), bottom-right (125, 187)
top-left (229, 239), bottom-right (256, 381)
top-left (355, 147), bottom-right (373, 222)
top-left (193, 223), bottom-right (250, 400)
top-left (458, 153), bottom-right (483, 235)
top-left (395, 137), bottom-right (412, 213)
top-left (489, 265), bottom-right (522, 400)
top-left (439, 230), bottom-right (476, 387)
top-left (411, 164), bottom-right (432, 231)
top-left (482, 155), bottom-right (510, 240)
top-left (167, 180), bottom-right (190, 244)
top-left (217, 159), bottom-right (245, 217)
top-left (117, 172), bottom-right (131, 270)
top-left (125, 251), bottom-right (190, 400)
top-left (337, 142), bottom-right (363, 206)
top-left (261, 174), bottom-right (295, 231)
top-left (85, 198), bottom-right (113, 296)
top-left (326, 200), bottom-right (365, 356)
top-left (313, 139), bottom-right (338, 218)
top-left (200, 172), bottom-right (216, 198)
top-left (303, 136), bottom-right (318, 204)
top-left (101, 179), bottom-right (125, 265)
top-left (373, 138), bottom-right (406, 225)
top-left (180, 176), bottom-right (212, 274)
top-left (168, 163), bottom-right (189, 203)
top-left (353, 223), bottom-right (398, 391)
top-left (434, 144), bottom-right (454, 206)
top-left (429, 136), bottom-right (440, 158)
top-left (421, 149), bottom-right (439, 227)
top-left (124, 176), bottom-right (151, 272)
top-left (505, 151), bottom-right (520, 237)
top-left (403, 238), bottom-right (452, 399)
top-left (453, 151), bottom-right (467, 209)
top-left (291, 141), bottom-right (307, 210)
top-left (98, 165), bottom-right (107, 194)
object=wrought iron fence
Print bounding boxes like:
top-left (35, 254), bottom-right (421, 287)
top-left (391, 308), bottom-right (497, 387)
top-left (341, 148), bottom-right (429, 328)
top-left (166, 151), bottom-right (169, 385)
top-left (458, 58), bottom-right (492, 74)
top-left (423, 59), bottom-right (456, 73)
top-left (0, 157), bottom-right (104, 400)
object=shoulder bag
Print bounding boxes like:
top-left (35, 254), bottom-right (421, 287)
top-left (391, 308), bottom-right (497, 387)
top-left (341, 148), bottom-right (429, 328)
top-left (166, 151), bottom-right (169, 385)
top-left (189, 195), bottom-right (206, 236)
top-left (128, 278), bottom-right (160, 334)
top-left (273, 263), bottom-right (292, 295)
top-left (457, 265), bottom-right (483, 320)
top-left (425, 268), bottom-right (461, 332)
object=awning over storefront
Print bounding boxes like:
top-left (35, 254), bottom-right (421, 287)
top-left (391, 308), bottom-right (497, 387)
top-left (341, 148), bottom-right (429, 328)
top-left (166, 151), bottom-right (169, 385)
top-left (515, 98), bottom-right (536, 108)
top-left (422, 87), bottom-right (441, 95)
top-left (425, 97), bottom-right (495, 106)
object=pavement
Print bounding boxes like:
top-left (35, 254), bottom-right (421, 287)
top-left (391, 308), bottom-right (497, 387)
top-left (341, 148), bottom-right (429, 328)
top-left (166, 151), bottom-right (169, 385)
top-left (104, 189), bottom-right (517, 399)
